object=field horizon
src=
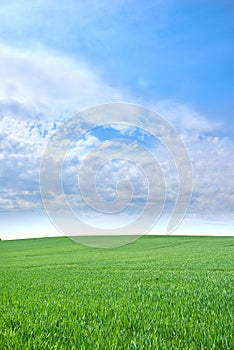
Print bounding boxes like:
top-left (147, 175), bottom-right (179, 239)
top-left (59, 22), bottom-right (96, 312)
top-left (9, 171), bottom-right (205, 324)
top-left (0, 235), bottom-right (233, 349)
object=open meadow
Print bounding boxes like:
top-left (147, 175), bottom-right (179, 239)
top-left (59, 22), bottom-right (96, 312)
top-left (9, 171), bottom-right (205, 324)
top-left (0, 235), bottom-right (233, 349)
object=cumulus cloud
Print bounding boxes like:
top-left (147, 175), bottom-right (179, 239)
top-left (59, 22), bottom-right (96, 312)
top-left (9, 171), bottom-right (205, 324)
top-left (41, 121), bottom-right (234, 223)
top-left (0, 116), bottom-right (56, 211)
top-left (184, 133), bottom-right (234, 216)
top-left (1, 111), bottom-right (234, 223)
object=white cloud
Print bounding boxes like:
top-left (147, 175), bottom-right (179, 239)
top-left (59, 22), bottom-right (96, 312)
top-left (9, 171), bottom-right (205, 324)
top-left (0, 43), bottom-right (233, 228)
top-left (1, 111), bottom-right (234, 222)
top-left (184, 133), bottom-right (234, 216)
top-left (0, 43), bottom-right (126, 121)
top-left (0, 43), bottom-right (129, 214)
top-left (151, 100), bottom-right (220, 133)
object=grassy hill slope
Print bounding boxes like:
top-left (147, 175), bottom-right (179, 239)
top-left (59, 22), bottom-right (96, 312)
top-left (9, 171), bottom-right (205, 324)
top-left (0, 235), bottom-right (233, 349)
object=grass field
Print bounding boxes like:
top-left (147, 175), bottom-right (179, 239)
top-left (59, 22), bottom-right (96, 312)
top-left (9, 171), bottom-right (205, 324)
top-left (0, 235), bottom-right (233, 349)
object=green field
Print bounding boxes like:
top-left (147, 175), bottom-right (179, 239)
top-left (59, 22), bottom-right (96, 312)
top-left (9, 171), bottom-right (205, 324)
top-left (0, 235), bottom-right (233, 349)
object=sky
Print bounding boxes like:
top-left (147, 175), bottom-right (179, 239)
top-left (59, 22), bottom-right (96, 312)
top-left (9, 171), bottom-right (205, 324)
top-left (0, 0), bottom-right (233, 241)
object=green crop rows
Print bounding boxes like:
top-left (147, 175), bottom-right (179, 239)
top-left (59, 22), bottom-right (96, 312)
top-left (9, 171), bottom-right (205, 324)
top-left (0, 236), bottom-right (233, 349)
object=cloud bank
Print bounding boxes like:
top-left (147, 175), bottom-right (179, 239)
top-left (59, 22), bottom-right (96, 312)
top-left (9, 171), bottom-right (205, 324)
top-left (0, 44), bottom-right (233, 233)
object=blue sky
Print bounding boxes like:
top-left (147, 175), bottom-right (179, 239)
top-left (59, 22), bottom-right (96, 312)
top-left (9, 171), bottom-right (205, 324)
top-left (0, 0), bottom-right (233, 128)
top-left (0, 0), bottom-right (233, 240)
